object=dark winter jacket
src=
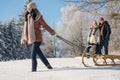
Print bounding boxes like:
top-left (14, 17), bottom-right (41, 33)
top-left (99, 21), bottom-right (111, 40)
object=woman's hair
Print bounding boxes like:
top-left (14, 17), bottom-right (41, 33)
top-left (25, 9), bottom-right (39, 21)
top-left (90, 20), bottom-right (98, 29)
top-left (25, 11), bottom-right (29, 21)
top-left (92, 20), bottom-right (97, 26)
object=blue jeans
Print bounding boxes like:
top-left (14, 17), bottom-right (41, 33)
top-left (31, 42), bottom-right (50, 70)
top-left (99, 38), bottom-right (109, 55)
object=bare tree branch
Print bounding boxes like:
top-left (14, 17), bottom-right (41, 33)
top-left (62, 0), bottom-right (119, 12)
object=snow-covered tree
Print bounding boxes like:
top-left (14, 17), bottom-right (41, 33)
top-left (57, 5), bottom-right (85, 57)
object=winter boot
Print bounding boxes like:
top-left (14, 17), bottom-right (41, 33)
top-left (32, 69), bottom-right (36, 72)
top-left (47, 64), bottom-right (53, 69)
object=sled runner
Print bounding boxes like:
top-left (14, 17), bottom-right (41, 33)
top-left (56, 35), bottom-right (120, 67)
top-left (82, 45), bottom-right (120, 67)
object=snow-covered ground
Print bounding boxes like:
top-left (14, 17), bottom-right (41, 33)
top-left (0, 57), bottom-right (120, 80)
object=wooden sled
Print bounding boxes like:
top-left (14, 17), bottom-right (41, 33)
top-left (82, 45), bottom-right (120, 67)
top-left (55, 35), bottom-right (120, 67)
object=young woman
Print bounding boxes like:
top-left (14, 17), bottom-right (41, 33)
top-left (21, 2), bottom-right (56, 72)
top-left (86, 20), bottom-right (100, 55)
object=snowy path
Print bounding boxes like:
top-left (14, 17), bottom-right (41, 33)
top-left (0, 57), bottom-right (120, 80)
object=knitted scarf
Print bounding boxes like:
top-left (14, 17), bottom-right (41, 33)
top-left (21, 11), bottom-right (41, 44)
top-left (99, 23), bottom-right (104, 36)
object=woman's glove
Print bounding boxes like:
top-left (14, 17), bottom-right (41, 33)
top-left (21, 39), bottom-right (26, 45)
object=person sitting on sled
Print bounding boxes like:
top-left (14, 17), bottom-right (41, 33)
top-left (21, 2), bottom-right (57, 72)
top-left (86, 20), bottom-right (100, 55)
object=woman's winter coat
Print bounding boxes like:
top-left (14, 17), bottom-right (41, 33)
top-left (21, 14), bottom-right (55, 44)
top-left (87, 26), bottom-right (100, 44)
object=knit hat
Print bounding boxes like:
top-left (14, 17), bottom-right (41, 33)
top-left (99, 17), bottom-right (104, 21)
top-left (27, 2), bottom-right (37, 9)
